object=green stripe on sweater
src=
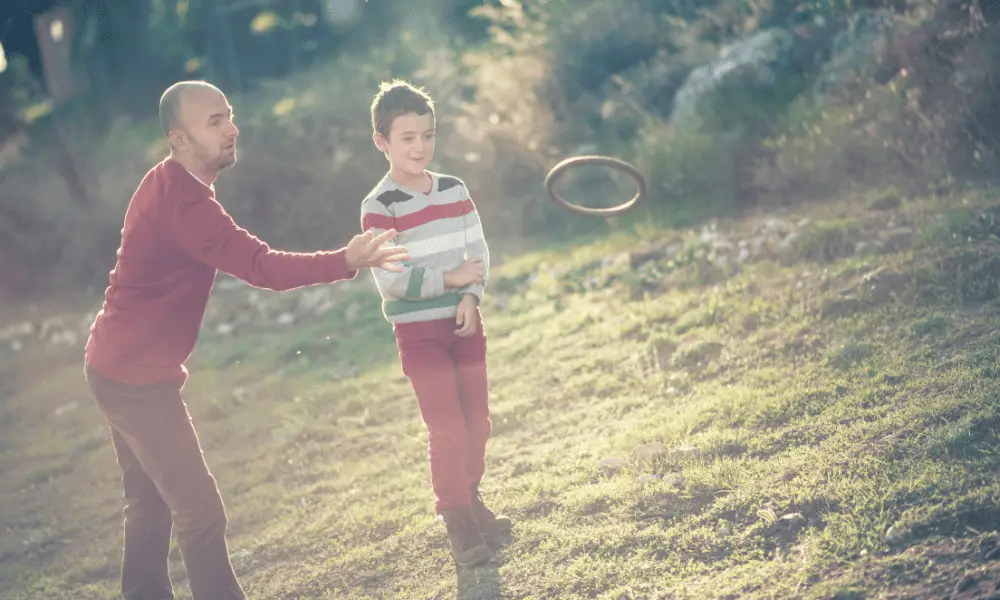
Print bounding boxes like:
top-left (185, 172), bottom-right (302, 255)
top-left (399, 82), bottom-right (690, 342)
top-left (405, 267), bottom-right (425, 299)
top-left (384, 293), bottom-right (463, 317)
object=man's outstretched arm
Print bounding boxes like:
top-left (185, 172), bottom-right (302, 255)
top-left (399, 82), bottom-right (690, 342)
top-left (170, 193), bottom-right (408, 291)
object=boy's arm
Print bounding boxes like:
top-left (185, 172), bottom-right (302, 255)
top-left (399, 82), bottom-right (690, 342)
top-left (170, 190), bottom-right (357, 291)
top-left (459, 190), bottom-right (490, 303)
top-left (361, 198), bottom-right (452, 300)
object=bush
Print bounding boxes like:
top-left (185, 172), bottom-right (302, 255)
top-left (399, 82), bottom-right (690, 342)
top-left (749, 2), bottom-right (1000, 205)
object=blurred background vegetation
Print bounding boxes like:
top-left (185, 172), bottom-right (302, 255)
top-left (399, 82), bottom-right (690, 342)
top-left (1, 0), bottom-right (998, 300)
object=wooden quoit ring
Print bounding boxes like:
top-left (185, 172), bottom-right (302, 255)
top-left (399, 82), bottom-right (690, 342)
top-left (544, 155), bottom-right (647, 218)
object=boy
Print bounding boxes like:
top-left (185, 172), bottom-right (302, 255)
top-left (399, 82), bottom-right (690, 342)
top-left (360, 80), bottom-right (513, 568)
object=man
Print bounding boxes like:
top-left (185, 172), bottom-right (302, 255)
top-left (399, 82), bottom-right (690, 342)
top-left (83, 80), bottom-right (408, 600)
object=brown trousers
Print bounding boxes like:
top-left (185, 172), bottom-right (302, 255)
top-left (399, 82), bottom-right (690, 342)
top-left (85, 365), bottom-right (246, 600)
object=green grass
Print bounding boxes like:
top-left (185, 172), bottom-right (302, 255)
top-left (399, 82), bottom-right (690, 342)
top-left (4, 190), bottom-right (1000, 599)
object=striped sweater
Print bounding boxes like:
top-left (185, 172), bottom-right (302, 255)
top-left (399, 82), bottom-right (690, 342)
top-left (360, 172), bottom-right (490, 324)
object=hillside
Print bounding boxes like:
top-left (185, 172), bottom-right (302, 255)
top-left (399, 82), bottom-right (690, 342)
top-left (4, 185), bottom-right (1000, 599)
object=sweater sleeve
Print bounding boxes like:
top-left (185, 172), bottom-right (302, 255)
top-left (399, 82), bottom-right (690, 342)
top-left (458, 190), bottom-right (490, 302)
top-left (170, 190), bottom-right (357, 291)
top-left (361, 197), bottom-right (451, 300)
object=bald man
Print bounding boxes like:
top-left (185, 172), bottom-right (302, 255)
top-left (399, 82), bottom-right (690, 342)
top-left (83, 81), bottom-right (408, 600)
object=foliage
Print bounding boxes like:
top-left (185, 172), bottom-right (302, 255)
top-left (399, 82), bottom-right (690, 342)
top-left (4, 0), bottom-right (1000, 295)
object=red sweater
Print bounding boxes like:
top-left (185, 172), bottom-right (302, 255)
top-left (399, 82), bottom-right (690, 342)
top-left (85, 157), bottom-right (357, 386)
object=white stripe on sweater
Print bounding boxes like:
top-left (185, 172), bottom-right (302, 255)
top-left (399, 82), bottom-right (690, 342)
top-left (406, 224), bottom-right (484, 259)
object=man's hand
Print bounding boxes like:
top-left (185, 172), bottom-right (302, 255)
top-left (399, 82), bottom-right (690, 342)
top-left (346, 229), bottom-right (410, 272)
top-left (455, 294), bottom-right (479, 337)
top-left (444, 257), bottom-right (484, 288)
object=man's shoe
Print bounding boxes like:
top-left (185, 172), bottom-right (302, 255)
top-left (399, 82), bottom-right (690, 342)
top-left (440, 505), bottom-right (494, 569)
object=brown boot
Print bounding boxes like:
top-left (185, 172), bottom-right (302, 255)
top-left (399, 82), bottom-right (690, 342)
top-left (440, 505), bottom-right (493, 568)
top-left (471, 486), bottom-right (514, 540)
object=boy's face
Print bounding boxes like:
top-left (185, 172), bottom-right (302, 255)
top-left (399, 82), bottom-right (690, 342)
top-left (376, 112), bottom-right (435, 177)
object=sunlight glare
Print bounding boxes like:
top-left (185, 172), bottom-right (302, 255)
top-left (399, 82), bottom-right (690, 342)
top-left (50, 19), bottom-right (64, 43)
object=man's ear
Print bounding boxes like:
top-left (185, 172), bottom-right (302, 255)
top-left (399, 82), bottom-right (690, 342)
top-left (167, 129), bottom-right (185, 150)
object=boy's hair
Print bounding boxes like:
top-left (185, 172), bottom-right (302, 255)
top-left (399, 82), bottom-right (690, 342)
top-left (371, 79), bottom-right (435, 138)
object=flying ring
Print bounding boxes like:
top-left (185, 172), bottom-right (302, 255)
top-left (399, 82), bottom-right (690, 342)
top-left (544, 155), bottom-right (647, 218)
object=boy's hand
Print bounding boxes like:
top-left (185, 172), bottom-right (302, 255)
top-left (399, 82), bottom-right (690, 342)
top-left (444, 257), bottom-right (484, 288)
top-left (455, 294), bottom-right (479, 337)
top-left (346, 229), bottom-right (410, 272)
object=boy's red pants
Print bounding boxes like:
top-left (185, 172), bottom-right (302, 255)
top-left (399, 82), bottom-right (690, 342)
top-left (394, 309), bottom-right (492, 513)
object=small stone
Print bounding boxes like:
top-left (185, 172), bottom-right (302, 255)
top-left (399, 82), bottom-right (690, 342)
top-left (276, 312), bottom-right (296, 325)
top-left (216, 323), bottom-right (236, 335)
top-left (718, 527), bottom-right (731, 536)
top-left (885, 524), bottom-right (907, 545)
top-left (779, 512), bottom-right (807, 529)
top-left (661, 473), bottom-right (684, 488)
top-left (598, 457), bottom-right (626, 476)
top-left (667, 446), bottom-right (701, 461)
top-left (632, 442), bottom-right (668, 464)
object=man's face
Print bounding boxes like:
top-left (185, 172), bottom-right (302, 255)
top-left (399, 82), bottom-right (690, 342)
top-left (377, 112), bottom-right (435, 177)
top-left (173, 87), bottom-right (239, 174)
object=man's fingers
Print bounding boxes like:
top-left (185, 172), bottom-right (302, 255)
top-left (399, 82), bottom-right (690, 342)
top-left (379, 262), bottom-right (405, 273)
top-left (373, 248), bottom-right (410, 264)
top-left (369, 229), bottom-right (398, 247)
top-left (380, 246), bottom-right (410, 258)
top-left (466, 257), bottom-right (483, 265)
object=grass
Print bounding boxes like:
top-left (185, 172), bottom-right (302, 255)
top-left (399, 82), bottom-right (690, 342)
top-left (4, 188), bottom-right (1000, 599)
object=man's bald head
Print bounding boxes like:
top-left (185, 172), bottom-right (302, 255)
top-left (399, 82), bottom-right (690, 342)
top-left (159, 80), bottom-right (223, 137)
top-left (158, 80), bottom-right (239, 176)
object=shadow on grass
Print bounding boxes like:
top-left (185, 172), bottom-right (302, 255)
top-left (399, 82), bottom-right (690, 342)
top-left (456, 533), bottom-right (512, 600)
top-left (457, 561), bottom-right (504, 600)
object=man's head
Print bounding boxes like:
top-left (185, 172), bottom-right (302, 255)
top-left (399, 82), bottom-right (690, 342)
top-left (159, 81), bottom-right (239, 176)
top-left (371, 80), bottom-right (435, 177)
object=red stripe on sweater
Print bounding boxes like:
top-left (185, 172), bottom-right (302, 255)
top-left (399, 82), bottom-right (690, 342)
top-left (364, 199), bottom-right (475, 233)
top-left (397, 199), bottom-right (474, 231)
top-left (362, 213), bottom-right (394, 232)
